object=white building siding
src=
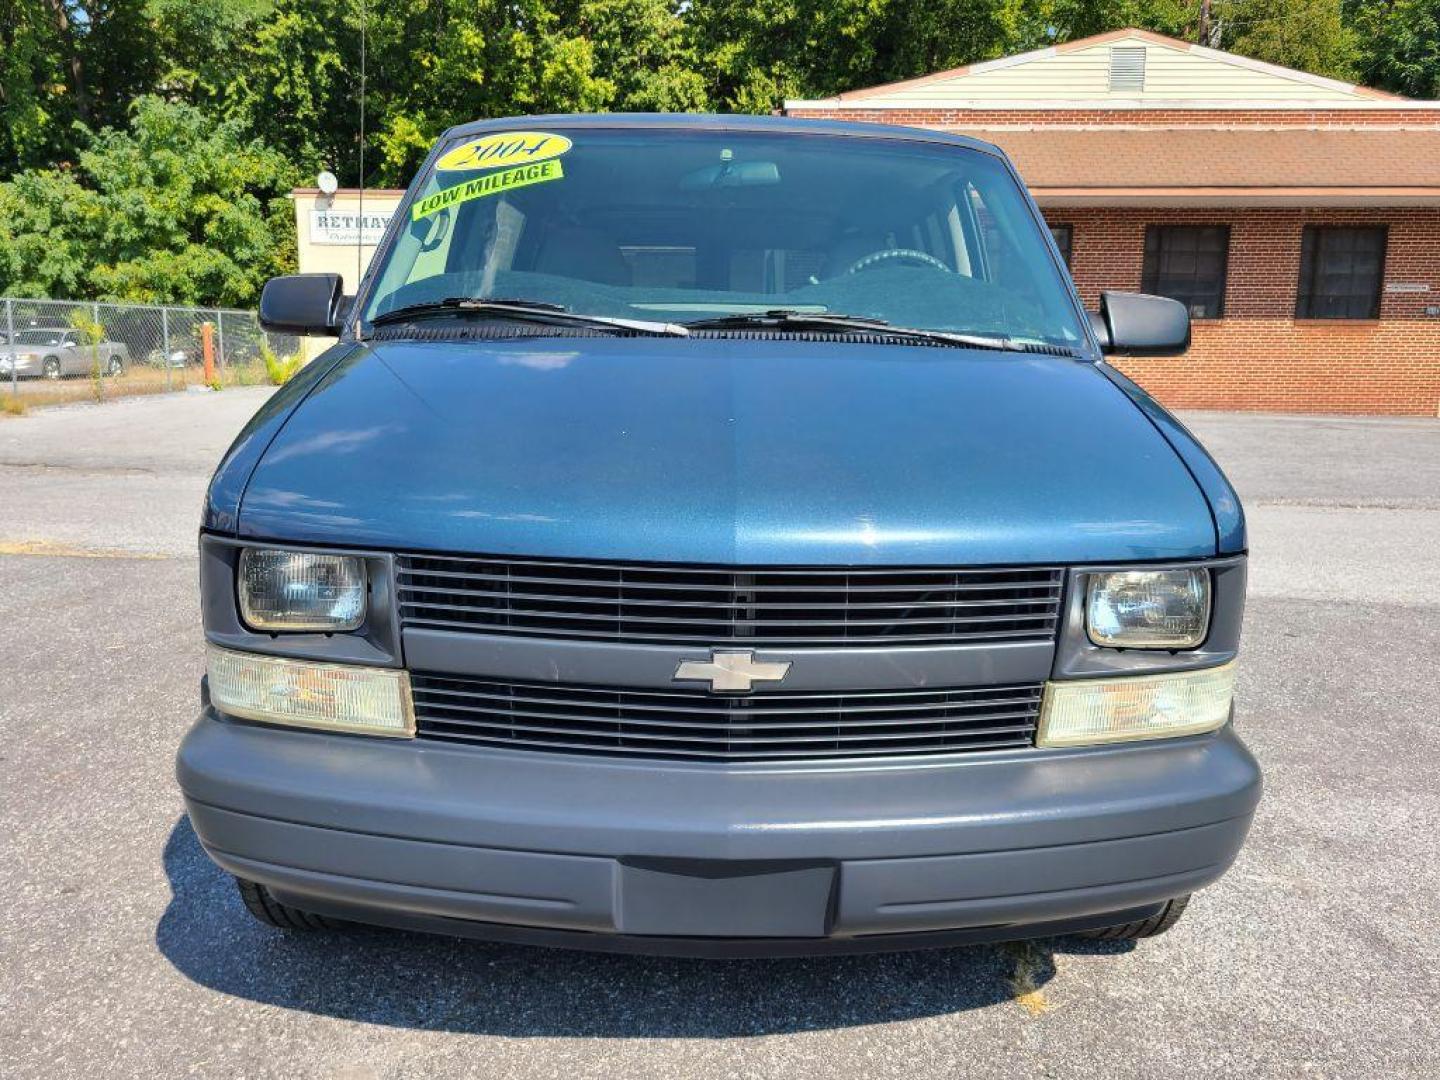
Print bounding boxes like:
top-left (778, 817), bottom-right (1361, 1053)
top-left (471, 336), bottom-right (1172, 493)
top-left (853, 34), bottom-right (1363, 103)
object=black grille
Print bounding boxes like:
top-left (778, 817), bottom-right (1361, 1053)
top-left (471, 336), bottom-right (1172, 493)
top-left (396, 555), bottom-right (1064, 647)
top-left (411, 674), bottom-right (1043, 761)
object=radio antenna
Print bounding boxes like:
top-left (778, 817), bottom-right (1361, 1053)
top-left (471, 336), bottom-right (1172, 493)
top-left (355, 0), bottom-right (367, 299)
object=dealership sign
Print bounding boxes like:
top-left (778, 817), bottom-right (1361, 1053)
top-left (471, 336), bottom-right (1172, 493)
top-left (309, 209), bottom-right (394, 246)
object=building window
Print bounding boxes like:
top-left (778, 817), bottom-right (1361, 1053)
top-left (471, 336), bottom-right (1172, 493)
top-left (1142, 225), bottom-right (1230, 319)
top-left (1049, 224), bottom-right (1073, 267)
top-left (1297, 226), bottom-right (1387, 319)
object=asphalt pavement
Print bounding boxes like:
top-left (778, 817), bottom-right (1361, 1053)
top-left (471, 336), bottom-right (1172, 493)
top-left (1, 392), bottom-right (1437, 1079)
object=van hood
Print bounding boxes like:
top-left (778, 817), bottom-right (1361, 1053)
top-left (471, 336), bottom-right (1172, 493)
top-left (232, 337), bottom-right (1218, 565)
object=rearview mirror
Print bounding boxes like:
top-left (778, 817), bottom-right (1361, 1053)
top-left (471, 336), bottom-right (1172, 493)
top-left (259, 274), bottom-right (345, 335)
top-left (679, 161), bottom-right (781, 191)
top-left (1095, 291), bottom-right (1190, 356)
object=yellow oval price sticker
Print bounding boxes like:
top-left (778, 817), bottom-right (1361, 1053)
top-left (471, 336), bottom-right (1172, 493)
top-left (436, 131), bottom-right (573, 173)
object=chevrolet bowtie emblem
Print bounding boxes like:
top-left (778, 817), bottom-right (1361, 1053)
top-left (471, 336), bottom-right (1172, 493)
top-left (674, 650), bottom-right (792, 693)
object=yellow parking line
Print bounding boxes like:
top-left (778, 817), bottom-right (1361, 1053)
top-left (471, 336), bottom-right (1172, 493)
top-left (0, 539), bottom-right (172, 560)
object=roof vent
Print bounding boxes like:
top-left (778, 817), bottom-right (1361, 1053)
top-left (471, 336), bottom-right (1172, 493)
top-left (1109, 46), bottom-right (1147, 92)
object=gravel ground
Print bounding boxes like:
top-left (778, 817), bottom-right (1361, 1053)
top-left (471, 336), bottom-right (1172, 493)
top-left (1, 394), bottom-right (1437, 1079)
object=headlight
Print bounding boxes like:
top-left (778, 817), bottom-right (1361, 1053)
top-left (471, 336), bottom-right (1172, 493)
top-left (1037, 661), bottom-right (1235, 747)
top-left (239, 548), bottom-right (367, 632)
top-left (1086, 568), bottom-right (1210, 649)
top-left (207, 645), bottom-right (414, 736)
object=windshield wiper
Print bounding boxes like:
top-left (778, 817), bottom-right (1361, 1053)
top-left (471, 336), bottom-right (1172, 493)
top-left (684, 309), bottom-right (894, 333)
top-left (368, 297), bottom-right (689, 337)
top-left (683, 310), bottom-right (1063, 354)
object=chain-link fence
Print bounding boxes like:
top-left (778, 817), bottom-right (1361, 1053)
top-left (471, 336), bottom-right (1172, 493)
top-left (1, 296), bottom-right (302, 408)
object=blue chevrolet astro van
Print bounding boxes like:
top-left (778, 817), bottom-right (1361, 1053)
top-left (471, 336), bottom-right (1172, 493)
top-left (178, 114), bottom-right (1260, 956)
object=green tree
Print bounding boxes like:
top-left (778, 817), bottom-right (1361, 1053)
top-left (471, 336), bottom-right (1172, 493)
top-left (0, 0), bottom-right (163, 172)
top-left (1215, 0), bottom-right (1358, 80)
top-left (1350, 0), bottom-right (1440, 97)
top-left (0, 97), bottom-right (298, 306)
top-left (688, 0), bottom-right (1038, 111)
top-left (152, 0), bottom-right (712, 188)
top-left (1045, 0), bottom-right (1197, 42)
top-left (144, 0), bottom-right (277, 99)
top-left (358, 0), bottom-right (708, 184)
top-left (0, 169), bottom-right (92, 298)
top-left (0, 0), bottom-right (66, 170)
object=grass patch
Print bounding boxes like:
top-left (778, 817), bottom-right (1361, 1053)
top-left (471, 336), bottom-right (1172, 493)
top-left (228, 361), bottom-right (267, 387)
top-left (6, 367), bottom-right (183, 408)
top-left (1004, 942), bottom-right (1056, 1016)
top-left (261, 343), bottom-right (304, 385)
top-left (3, 358), bottom-right (278, 409)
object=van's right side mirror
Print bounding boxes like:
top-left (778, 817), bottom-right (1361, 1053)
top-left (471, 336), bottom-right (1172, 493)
top-left (1093, 290), bottom-right (1191, 356)
top-left (259, 273), bottom-right (345, 335)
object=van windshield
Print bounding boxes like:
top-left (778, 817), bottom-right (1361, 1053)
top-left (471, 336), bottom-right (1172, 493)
top-left (362, 127), bottom-right (1086, 347)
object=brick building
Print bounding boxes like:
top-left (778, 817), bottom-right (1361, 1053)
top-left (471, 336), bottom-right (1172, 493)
top-left (786, 29), bottom-right (1440, 415)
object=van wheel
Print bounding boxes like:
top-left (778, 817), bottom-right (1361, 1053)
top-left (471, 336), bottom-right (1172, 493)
top-left (43, 357), bottom-right (61, 379)
top-left (107, 355), bottom-right (124, 376)
top-left (236, 876), bottom-right (339, 931)
top-left (1079, 895), bottom-right (1191, 940)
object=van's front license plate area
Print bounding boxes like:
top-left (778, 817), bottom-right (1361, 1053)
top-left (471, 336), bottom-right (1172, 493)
top-left (616, 858), bottom-right (837, 938)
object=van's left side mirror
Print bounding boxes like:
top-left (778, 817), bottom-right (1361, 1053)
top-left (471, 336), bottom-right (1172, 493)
top-left (259, 274), bottom-right (344, 335)
top-left (1093, 291), bottom-right (1190, 356)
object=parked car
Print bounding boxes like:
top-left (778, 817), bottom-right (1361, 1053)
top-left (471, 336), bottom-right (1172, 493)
top-left (143, 346), bottom-right (193, 369)
top-left (178, 115), bottom-right (1259, 956)
top-left (0, 327), bottom-right (129, 378)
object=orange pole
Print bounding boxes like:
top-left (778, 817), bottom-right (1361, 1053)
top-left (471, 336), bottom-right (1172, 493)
top-left (201, 322), bottom-right (215, 383)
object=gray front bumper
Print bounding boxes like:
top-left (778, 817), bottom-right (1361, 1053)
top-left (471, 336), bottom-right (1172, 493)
top-left (178, 709), bottom-right (1261, 954)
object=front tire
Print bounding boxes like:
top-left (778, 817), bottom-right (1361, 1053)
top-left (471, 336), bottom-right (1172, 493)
top-left (236, 877), bottom-right (340, 931)
top-left (43, 357), bottom-right (61, 380)
top-left (106, 355), bottom-right (124, 376)
top-left (1079, 895), bottom-right (1191, 941)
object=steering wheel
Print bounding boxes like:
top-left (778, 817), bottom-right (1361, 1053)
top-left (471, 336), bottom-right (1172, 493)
top-left (843, 248), bottom-right (951, 276)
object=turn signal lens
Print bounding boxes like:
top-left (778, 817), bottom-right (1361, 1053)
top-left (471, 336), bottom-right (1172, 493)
top-left (1086, 568), bottom-right (1210, 649)
top-left (207, 645), bottom-right (414, 737)
top-left (239, 548), bottom-right (367, 632)
top-left (1037, 661), bottom-right (1235, 748)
